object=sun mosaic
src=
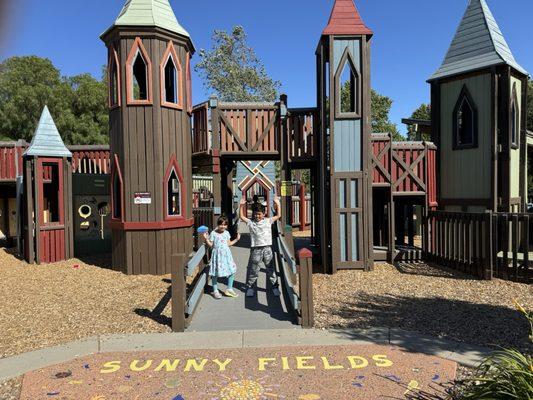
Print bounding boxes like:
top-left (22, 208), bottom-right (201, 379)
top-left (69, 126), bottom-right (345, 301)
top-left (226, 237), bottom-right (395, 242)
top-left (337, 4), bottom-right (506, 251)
top-left (204, 374), bottom-right (284, 400)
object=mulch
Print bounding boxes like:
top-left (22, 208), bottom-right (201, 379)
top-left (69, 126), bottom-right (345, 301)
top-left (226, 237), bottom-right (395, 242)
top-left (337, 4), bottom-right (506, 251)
top-left (0, 247), bottom-right (172, 360)
top-left (313, 262), bottom-right (533, 353)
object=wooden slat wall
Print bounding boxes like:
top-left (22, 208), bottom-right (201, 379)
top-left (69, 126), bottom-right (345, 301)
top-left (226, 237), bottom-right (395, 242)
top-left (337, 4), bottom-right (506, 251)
top-left (192, 103), bottom-right (209, 154)
top-left (287, 109), bottom-right (318, 162)
top-left (0, 145), bottom-right (21, 181)
top-left (218, 106), bottom-right (279, 154)
top-left (108, 33), bottom-right (193, 275)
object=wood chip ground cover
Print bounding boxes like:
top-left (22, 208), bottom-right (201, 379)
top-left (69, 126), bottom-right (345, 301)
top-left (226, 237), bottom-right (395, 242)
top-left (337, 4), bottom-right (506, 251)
top-left (314, 262), bottom-right (532, 352)
top-left (0, 247), bottom-right (172, 359)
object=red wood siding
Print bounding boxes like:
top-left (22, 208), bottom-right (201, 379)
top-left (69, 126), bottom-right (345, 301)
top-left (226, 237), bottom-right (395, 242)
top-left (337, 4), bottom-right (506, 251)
top-left (40, 228), bottom-right (65, 264)
top-left (371, 135), bottom-right (438, 202)
top-left (0, 145), bottom-right (23, 181)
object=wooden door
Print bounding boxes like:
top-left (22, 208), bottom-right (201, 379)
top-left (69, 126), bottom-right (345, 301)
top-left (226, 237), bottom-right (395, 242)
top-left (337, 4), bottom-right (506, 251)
top-left (37, 158), bottom-right (66, 263)
top-left (332, 173), bottom-right (366, 270)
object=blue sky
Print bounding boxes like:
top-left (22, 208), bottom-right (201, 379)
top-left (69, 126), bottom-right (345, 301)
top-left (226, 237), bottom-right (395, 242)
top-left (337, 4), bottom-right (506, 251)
top-left (1, 0), bottom-right (531, 135)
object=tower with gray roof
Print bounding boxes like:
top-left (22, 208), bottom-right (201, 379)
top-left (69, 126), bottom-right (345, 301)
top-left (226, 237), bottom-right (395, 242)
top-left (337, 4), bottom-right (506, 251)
top-left (23, 106), bottom-right (74, 264)
top-left (429, 0), bottom-right (529, 213)
top-left (101, 0), bottom-right (195, 275)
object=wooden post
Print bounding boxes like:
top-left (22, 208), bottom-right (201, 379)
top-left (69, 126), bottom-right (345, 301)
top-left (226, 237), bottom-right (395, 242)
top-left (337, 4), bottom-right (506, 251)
top-left (299, 184), bottom-right (306, 232)
top-left (210, 96), bottom-right (222, 227)
top-left (484, 211), bottom-right (493, 280)
top-left (279, 94), bottom-right (291, 228)
top-left (171, 253), bottom-right (186, 332)
top-left (298, 248), bottom-right (314, 328)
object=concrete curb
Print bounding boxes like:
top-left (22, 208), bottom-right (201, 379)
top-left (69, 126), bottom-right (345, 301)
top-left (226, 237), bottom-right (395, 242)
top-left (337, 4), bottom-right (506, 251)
top-left (0, 328), bottom-right (492, 382)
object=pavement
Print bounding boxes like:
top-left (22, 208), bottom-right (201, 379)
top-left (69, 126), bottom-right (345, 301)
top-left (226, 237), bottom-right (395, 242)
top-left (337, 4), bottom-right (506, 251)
top-left (188, 223), bottom-right (297, 332)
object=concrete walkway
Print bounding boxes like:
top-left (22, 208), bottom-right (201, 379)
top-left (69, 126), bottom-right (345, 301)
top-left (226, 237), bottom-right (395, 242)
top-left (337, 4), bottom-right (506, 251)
top-left (188, 222), bottom-right (297, 331)
top-left (0, 328), bottom-right (493, 382)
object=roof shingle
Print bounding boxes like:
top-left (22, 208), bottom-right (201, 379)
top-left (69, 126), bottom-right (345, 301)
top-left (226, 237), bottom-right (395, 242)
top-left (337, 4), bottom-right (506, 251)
top-left (323, 0), bottom-right (373, 36)
top-left (24, 106), bottom-right (72, 158)
top-left (429, 0), bottom-right (527, 81)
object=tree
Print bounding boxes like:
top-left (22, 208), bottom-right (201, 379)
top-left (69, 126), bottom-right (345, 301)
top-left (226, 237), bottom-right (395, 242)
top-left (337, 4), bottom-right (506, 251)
top-left (407, 103), bottom-right (431, 141)
top-left (370, 89), bottom-right (403, 141)
top-left (0, 56), bottom-right (109, 144)
top-left (195, 26), bottom-right (281, 102)
top-left (339, 83), bottom-right (403, 140)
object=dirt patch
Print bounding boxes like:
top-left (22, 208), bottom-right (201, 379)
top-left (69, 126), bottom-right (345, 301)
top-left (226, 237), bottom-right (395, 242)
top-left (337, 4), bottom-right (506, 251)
top-left (0, 247), bottom-right (172, 359)
top-left (314, 263), bottom-right (532, 353)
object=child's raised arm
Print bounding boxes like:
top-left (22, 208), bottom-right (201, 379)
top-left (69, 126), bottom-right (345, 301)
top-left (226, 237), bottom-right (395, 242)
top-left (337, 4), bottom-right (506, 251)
top-left (239, 198), bottom-right (251, 224)
top-left (271, 196), bottom-right (282, 223)
top-left (228, 233), bottom-right (241, 246)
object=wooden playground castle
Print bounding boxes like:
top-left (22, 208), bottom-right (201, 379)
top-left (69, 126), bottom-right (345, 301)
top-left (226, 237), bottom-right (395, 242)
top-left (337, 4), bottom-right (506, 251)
top-left (0, 0), bottom-right (531, 328)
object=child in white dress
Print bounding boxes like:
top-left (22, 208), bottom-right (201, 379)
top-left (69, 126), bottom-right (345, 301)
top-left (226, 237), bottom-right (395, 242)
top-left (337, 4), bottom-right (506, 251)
top-left (203, 216), bottom-right (241, 299)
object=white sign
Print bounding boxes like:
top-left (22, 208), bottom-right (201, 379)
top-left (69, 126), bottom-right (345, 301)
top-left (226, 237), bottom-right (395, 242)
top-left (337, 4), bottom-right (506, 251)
top-left (134, 192), bottom-right (152, 205)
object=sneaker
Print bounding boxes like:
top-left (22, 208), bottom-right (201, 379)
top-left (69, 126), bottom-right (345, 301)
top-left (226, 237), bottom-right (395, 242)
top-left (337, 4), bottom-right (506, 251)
top-left (246, 288), bottom-right (255, 297)
top-left (272, 285), bottom-right (281, 297)
top-left (224, 289), bottom-right (238, 298)
top-left (211, 290), bottom-right (222, 300)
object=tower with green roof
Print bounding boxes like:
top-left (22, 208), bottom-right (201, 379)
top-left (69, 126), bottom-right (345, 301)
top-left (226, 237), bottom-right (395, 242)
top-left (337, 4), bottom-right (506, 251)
top-left (429, 0), bottom-right (529, 213)
top-left (101, 0), bottom-right (195, 275)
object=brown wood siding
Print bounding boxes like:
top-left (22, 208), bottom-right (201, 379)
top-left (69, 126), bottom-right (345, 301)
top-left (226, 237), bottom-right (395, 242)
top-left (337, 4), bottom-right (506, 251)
top-left (106, 29), bottom-right (193, 275)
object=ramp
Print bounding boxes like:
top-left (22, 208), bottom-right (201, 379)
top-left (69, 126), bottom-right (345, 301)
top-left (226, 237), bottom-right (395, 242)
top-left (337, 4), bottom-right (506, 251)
top-left (187, 222), bottom-right (298, 331)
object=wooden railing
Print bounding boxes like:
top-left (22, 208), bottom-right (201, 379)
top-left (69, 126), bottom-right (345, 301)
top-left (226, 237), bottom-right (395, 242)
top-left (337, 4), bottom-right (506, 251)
top-left (291, 195), bottom-right (312, 230)
top-left (192, 98), bottom-right (319, 162)
top-left (0, 141), bottom-right (24, 181)
top-left (287, 108), bottom-right (318, 163)
top-left (371, 134), bottom-right (437, 204)
top-left (492, 213), bottom-right (531, 282)
top-left (423, 211), bottom-right (532, 283)
top-left (423, 211), bottom-right (492, 279)
top-left (214, 102), bottom-right (280, 155)
top-left (70, 146), bottom-right (110, 174)
top-left (171, 245), bottom-right (209, 332)
top-left (275, 222), bottom-right (314, 328)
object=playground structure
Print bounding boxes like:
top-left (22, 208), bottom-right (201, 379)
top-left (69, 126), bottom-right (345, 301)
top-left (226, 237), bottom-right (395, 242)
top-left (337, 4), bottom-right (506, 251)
top-left (0, 0), bottom-right (531, 330)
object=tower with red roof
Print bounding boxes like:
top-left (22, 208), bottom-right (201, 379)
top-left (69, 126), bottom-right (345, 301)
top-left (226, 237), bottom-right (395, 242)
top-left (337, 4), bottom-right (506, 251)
top-left (316, 0), bottom-right (373, 273)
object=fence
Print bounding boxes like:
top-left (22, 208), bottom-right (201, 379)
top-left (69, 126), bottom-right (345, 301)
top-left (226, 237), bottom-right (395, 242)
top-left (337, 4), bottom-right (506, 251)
top-left (192, 207), bottom-right (214, 248)
top-left (492, 213), bottom-right (531, 282)
top-left (275, 222), bottom-right (314, 327)
top-left (423, 210), bottom-right (532, 283)
top-left (171, 245), bottom-right (208, 332)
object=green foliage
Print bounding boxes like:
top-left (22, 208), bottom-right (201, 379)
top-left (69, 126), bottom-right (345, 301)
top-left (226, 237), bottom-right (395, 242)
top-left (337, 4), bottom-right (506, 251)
top-left (458, 302), bottom-right (533, 399)
top-left (0, 56), bottom-right (109, 145)
top-left (408, 103), bottom-right (431, 141)
top-left (195, 26), bottom-right (281, 102)
top-left (371, 89), bottom-right (403, 141)
top-left (339, 82), bottom-right (403, 140)
top-left (460, 349), bottom-right (533, 399)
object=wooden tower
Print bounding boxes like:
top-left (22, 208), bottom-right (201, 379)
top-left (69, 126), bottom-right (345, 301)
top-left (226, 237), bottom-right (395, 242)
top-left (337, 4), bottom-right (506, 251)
top-left (23, 106), bottom-right (74, 264)
top-left (429, 0), bottom-right (529, 213)
top-left (101, 0), bottom-right (195, 275)
top-left (316, 0), bottom-right (374, 273)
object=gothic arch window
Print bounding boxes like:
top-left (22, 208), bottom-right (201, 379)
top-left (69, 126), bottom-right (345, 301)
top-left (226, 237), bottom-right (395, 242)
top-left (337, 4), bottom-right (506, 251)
top-left (160, 41), bottom-right (183, 109)
top-left (111, 155), bottom-right (124, 221)
top-left (510, 83), bottom-right (519, 149)
top-left (126, 37), bottom-right (152, 105)
top-left (164, 156), bottom-right (186, 220)
top-left (334, 47), bottom-right (361, 119)
top-left (453, 85), bottom-right (478, 150)
top-left (108, 46), bottom-right (121, 108)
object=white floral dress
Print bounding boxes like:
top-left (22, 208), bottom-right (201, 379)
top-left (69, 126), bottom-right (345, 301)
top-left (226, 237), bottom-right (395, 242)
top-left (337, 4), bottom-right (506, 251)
top-left (208, 230), bottom-right (237, 278)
